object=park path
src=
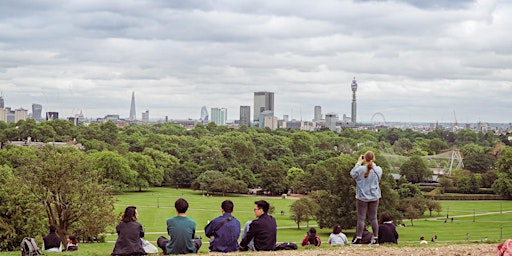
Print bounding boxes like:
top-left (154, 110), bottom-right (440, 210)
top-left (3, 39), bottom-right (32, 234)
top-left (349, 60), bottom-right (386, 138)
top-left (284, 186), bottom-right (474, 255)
top-left (424, 210), bottom-right (512, 221)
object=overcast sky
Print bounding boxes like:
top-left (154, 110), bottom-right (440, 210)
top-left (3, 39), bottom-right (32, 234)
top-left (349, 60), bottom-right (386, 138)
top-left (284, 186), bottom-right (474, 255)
top-left (1, 0), bottom-right (511, 123)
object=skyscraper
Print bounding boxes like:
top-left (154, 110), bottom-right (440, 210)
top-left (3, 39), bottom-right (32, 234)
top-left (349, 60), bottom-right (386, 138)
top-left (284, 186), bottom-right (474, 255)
top-left (200, 106), bottom-right (209, 122)
top-left (0, 95), bottom-right (4, 108)
top-left (239, 106), bottom-right (251, 127)
top-left (211, 107), bottom-right (227, 126)
top-left (32, 103), bottom-right (43, 121)
top-left (129, 91), bottom-right (136, 121)
top-left (351, 78), bottom-right (358, 123)
top-left (314, 106), bottom-right (322, 122)
top-left (253, 91), bottom-right (274, 121)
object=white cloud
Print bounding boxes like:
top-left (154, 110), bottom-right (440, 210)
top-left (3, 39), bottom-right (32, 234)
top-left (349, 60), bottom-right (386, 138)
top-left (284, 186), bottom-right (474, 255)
top-left (0, 0), bottom-right (510, 123)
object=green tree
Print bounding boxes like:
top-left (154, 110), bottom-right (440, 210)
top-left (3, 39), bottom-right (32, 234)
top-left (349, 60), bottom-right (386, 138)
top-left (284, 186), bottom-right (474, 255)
top-left (286, 167), bottom-right (305, 193)
top-left (426, 200), bottom-right (442, 217)
top-left (87, 151), bottom-right (136, 191)
top-left (260, 161), bottom-right (288, 194)
top-left (125, 152), bottom-right (163, 191)
top-left (289, 197), bottom-right (318, 229)
top-left (0, 165), bottom-right (46, 251)
top-left (399, 155), bottom-right (432, 183)
top-left (438, 177), bottom-right (454, 194)
top-left (142, 148), bottom-right (180, 185)
top-left (397, 198), bottom-right (427, 226)
top-left (14, 146), bottom-right (116, 243)
top-left (492, 147), bottom-right (512, 197)
top-left (397, 182), bottom-right (423, 199)
top-left (289, 131), bottom-right (315, 156)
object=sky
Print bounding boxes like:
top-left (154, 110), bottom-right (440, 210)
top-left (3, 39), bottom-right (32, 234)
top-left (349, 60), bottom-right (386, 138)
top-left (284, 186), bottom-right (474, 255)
top-left (1, 0), bottom-right (511, 123)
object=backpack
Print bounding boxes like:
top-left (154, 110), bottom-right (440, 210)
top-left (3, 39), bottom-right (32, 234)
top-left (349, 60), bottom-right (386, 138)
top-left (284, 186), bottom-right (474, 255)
top-left (20, 237), bottom-right (43, 256)
top-left (274, 242), bottom-right (298, 250)
top-left (498, 239), bottom-right (512, 256)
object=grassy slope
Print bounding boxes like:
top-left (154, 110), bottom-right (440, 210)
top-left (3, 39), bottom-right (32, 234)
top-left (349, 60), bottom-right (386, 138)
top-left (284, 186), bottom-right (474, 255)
top-left (2, 188), bottom-right (511, 255)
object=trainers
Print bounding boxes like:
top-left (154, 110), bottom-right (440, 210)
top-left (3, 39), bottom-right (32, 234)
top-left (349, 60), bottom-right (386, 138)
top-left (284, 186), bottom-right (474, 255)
top-left (351, 238), bottom-right (362, 246)
top-left (369, 237), bottom-right (379, 246)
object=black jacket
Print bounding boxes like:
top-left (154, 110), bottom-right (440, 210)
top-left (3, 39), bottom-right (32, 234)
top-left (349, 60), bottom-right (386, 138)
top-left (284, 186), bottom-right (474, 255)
top-left (378, 223), bottom-right (398, 244)
top-left (240, 213), bottom-right (277, 251)
top-left (43, 232), bottom-right (61, 250)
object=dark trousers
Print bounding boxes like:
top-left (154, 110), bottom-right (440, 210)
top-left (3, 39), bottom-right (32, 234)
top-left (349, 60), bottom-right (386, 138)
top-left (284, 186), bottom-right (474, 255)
top-left (156, 236), bottom-right (202, 254)
top-left (157, 236), bottom-right (168, 254)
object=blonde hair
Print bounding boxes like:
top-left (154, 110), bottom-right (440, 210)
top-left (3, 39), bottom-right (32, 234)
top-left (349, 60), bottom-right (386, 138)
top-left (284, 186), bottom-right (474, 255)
top-left (364, 151), bottom-right (375, 178)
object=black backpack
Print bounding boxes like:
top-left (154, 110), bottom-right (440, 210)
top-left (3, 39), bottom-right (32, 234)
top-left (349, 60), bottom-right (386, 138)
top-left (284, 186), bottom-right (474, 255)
top-left (274, 242), bottom-right (298, 250)
top-left (20, 237), bottom-right (43, 256)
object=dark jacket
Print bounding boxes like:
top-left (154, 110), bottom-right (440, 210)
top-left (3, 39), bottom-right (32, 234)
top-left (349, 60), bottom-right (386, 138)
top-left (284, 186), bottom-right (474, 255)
top-left (43, 232), bottom-right (61, 250)
top-left (378, 222), bottom-right (398, 244)
top-left (240, 213), bottom-right (277, 251)
top-left (204, 213), bottom-right (241, 252)
top-left (111, 221), bottom-right (147, 256)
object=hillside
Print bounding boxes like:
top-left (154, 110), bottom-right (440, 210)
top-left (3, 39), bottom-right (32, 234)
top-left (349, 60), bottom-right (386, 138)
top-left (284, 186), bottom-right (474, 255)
top-left (208, 243), bottom-right (499, 256)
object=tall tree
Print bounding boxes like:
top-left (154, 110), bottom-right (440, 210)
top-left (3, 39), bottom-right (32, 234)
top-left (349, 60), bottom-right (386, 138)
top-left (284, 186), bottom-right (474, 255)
top-left (289, 197), bottom-right (318, 228)
top-left (399, 155), bottom-right (432, 183)
top-left (0, 165), bottom-right (46, 251)
top-left (14, 146), bottom-right (116, 243)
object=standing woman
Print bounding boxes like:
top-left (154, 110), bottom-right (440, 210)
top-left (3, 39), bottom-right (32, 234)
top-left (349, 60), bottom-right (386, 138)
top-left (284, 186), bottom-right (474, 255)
top-left (350, 151), bottom-right (382, 246)
top-left (112, 206), bottom-right (147, 256)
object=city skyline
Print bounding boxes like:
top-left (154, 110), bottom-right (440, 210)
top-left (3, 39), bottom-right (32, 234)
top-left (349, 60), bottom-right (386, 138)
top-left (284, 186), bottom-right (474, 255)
top-left (0, 1), bottom-right (511, 123)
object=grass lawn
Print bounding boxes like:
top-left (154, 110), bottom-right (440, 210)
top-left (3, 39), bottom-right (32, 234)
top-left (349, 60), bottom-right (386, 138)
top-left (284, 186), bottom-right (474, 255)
top-left (1, 188), bottom-right (511, 255)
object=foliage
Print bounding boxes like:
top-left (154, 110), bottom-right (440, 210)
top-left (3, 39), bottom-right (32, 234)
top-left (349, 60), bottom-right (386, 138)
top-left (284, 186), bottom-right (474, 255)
top-left (7, 146), bottom-right (117, 243)
top-left (492, 147), bottom-right (512, 198)
top-left (289, 197), bottom-right (318, 228)
top-left (399, 155), bottom-right (432, 183)
top-left (397, 182), bottom-right (423, 199)
top-left (397, 198), bottom-right (428, 226)
top-left (0, 165), bottom-right (46, 251)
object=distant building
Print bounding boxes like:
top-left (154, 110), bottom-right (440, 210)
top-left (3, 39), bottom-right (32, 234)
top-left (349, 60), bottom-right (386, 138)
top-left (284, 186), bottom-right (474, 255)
top-left (283, 120), bottom-right (316, 131)
top-left (283, 114), bottom-right (289, 122)
top-left (314, 106), bottom-right (322, 122)
top-left (325, 113), bottom-right (339, 131)
top-left (102, 114), bottom-right (120, 122)
top-left (200, 106), bottom-right (209, 123)
top-left (0, 96), bottom-right (4, 108)
top-left (46, 111), bottom-right (59, 121)
top-left (32, 103), bottom-right (43, 121)
top-left (129, 91), bottom-right (136, 121)
top-left (211, 107), bottom-right (227, 126)
top-left (258, 110), bottom-right (274, 128)
top-left (68, 116), bottom-right (79, 126)
top-left (253, 91), bottom-right (274, 121)
top-left (239, 106), bottom-right (251, 127)
top-left (0, 108), bottom-right (6, 122)
top-left (15, 108), bottom-right (28, 122)
top-left (264, 115), bottom-right (278, 130)
top-left (142, 110), bottom-right (149, 123)
top-left (351, 78), bottom-right (358, 123)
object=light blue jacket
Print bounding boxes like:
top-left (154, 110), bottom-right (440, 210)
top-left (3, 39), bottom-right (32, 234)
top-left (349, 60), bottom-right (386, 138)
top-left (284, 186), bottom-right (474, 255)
top-left (350, 164), bottom-right (382, 202)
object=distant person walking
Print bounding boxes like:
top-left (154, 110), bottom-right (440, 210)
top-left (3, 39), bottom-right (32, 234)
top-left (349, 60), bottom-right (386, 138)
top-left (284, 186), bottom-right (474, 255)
top-left (350, 151), bottom-right (382, 246)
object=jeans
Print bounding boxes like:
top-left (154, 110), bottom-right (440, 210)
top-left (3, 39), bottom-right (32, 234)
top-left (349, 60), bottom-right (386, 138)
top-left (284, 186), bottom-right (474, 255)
top-left (240, 221), bottom-right (255, 251)
top-left (356, 199), bottom-right (379, 238)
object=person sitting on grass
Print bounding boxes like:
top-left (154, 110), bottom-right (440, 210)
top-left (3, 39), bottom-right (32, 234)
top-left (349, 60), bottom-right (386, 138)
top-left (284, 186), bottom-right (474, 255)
top-left (378, 212), bottom-right (398, 244)
top-left (328, 225), bottom-right (348, 246)
top-left (302, 227), bottom-right (321, 247)
top-left (66, 234), bottom-right (79, 251)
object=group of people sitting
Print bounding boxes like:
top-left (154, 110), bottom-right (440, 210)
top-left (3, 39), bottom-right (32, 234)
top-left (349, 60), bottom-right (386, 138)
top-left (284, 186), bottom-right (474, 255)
top-left (41, 225), bottom-right (79, 252)
top-left (301, 211), bottom-right (399, 247)
top-left (112, 198), bottom-right (277, 255)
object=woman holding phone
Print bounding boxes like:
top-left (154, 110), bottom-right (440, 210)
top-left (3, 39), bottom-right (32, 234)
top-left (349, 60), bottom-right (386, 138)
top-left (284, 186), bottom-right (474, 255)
top-left (350, 151), bottom-right (382, 246)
